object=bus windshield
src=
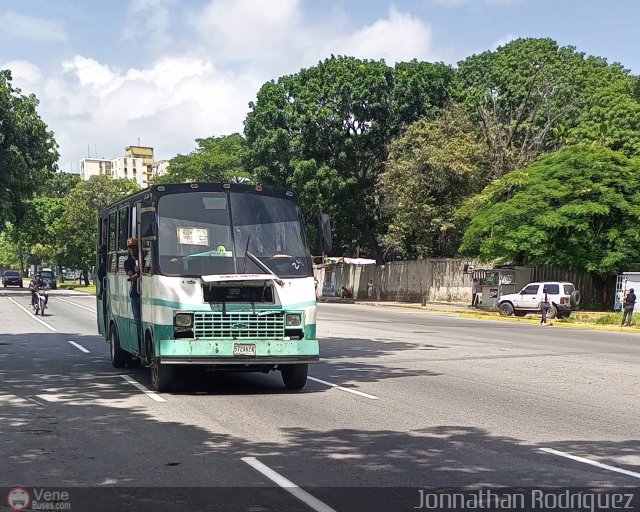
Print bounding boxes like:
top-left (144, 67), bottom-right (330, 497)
top-left (157, 191), bottom-right (310, 278)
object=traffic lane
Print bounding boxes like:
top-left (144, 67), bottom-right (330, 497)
top-left (2, 289), bottom-right (101, 337)
top-left (318, 304), bottom-right (640, 361)
top-left (3, 298), bottom-right (636, 494)
top-left (309, 307), bottom-right (640, 482)
top-left (0, 331), bottom-right (314, 503)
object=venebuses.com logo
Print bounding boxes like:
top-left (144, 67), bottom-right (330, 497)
top-left (7, 488), bottom-right (31, 511)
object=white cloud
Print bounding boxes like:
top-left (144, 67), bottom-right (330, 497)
top-left (2, 60), bottom-right (42, 85)
top-left (308, 7), bottom-right (434, 65)
top-left (190, 1), bottom-right (436, 72)
top-left (0, 11), bottom-right (67, 42)
top-left (8, 54), bottom-right (261, 170)
top-left (190, 0), bottom-right (303, 69)
top-left (121, 0), bottom-right (175, 47)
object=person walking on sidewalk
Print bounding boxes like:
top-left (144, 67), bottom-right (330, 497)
top-left (621, 288), bottom-right (636, 326)
top-left (471, 278), bottom-right (479, 308)
top-left (539, 290), bottom-right (550, 326)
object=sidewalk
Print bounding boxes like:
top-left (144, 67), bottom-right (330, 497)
top-left (317, 296), bottom-right (471, 313)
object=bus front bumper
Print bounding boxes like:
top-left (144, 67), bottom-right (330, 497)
top-left (157, 338), bottom-right (319, 364)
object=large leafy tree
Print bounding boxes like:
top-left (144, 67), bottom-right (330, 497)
top-left (456, 38), bottom-right (638, 176)
top-left (154, 134), bottom-right (249, 184)
top-left (42, 171), bottom-right (82, 198)
top-left (12, 197), bottom-right (66, 270)
top-left (54, 176), bottom-right (139, 281)
top-left (244, 56), bottom-right (454, 262)
top-left (457, 144), bottom-right (640, 300)
top-left (0, 70), bottom-right (58, 227)
top-left (380, 103), bottom-right (489, 258)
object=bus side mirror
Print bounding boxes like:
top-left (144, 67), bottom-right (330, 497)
top-left (318, 213), bottom-right (332, 253)
top-left (140, 203), bottom-right (157, 240)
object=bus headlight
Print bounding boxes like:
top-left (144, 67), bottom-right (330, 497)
top-left (286, 313), bottom-right (302, 327)
top-left (174, 313), bottom-right (194, 328)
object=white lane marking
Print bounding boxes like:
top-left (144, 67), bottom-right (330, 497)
top-left (242, 457), bottom-right (337, 512)
top-left (540, 448), bottom-right (640, 480)
top-left (308, 376), bottom-right (379, 400)
top-left (55, 296), bottom-right (97, 313)
top-left (119, 375), bottom-right (166, 402)
top-left (67, 340), bottom-right (90, 353)
top-left (4, 295), bottom-right (57, 332)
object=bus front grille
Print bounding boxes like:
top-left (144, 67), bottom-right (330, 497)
top-left (194, 312), bottom-right (285, 339)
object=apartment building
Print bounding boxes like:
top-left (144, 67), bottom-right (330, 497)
top-left (110, 156), bottom-right (148, 188)
top-left (79, 158), bottom-right (112, 180)
top-left (78, 145), bottom-right (168, 188)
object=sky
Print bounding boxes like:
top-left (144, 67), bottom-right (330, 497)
top-left (1, 0), bottom-right (639, 173)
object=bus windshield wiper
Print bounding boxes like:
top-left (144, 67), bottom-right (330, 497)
top-left (245, 250), bottom-right (284, 286)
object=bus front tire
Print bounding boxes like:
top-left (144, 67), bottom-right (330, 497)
top-left (110, 327), bottom-right (130, 369)
top-left (151, 359), bottom-right (174, 392)
top-left (281, 364), bottom-right (308, 390)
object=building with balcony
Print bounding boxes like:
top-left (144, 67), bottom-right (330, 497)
top-left (79, 158), bottom-right (112, 180)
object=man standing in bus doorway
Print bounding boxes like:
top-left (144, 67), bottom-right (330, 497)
top-left (125, 237), bottom-right (142, 345)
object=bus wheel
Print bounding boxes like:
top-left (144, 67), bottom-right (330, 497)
top-left (149, 339), bottom-right (173, 392)
top-left (109, 326), bottom-right (129, 369)
top-left (150, 358), bottom-right (174, 392)
top-left (281, 364), bottom-right (308, 390)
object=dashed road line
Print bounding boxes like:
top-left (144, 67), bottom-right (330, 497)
top-left (119, 374), bottom-right (166, 402)
top-left (308, 376), bottom-right (379, 400)
top-left (67, 340), bottom-right (90, 353)
top-left (540, 448), bottom-right (640, 479)
top-left (242, 457), bottom-right (338, 512)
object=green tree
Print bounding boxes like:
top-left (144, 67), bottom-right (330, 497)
top-left (392, 60), bottom-right (455, 128)
top-left (55, 176), bottom-right (139, 282)
top-left (456, 38), bottom-right (637, 176)
top-left (0, 230), bottom-right (22, 271)
top-left (457, 144), bottom-right (640, 301)
top-left (42, 171), bottom-right (82, 198)
top-left (0, 69), bottom-right (59, 227)
top-left (154, 134), bottom-right (249, 184)
top-left (12, 197), bottom-right (66, 270)
top-left (244, 56), bottom-right (455, 262)
top-left (380, 103), bottom-right (489, 257)
top-left (569, 88), bottom-right (640, 157)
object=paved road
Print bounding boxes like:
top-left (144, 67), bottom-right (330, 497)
top-left (1, 289), bottom-right (639, 511)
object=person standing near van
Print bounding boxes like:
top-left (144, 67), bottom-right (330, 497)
top-left (471, 278), bottom-right (479, 307)
top-left (621, 288), bottom-right (636, 327)
top-left (540, 290), bottom-right (550, 326)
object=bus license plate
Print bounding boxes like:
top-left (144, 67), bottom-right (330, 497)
top-left (233, 344), bottom-right (256, 356)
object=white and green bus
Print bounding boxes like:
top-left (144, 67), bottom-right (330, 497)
top-left (96, 183), bottom-right (331, 392)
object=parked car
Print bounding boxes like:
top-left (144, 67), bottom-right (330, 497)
top-left (38, 270), bottom-right (57, 290)
top-left (2, 270), bottom-right (23, 288)
top-left (497, 281), bottom-right (581, 319)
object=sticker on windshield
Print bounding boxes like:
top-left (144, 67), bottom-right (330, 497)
top-left (178, 227), bottom-right (209, 245)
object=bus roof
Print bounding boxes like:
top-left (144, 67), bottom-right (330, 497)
top-left (99, 183), bottom-right (299, 215)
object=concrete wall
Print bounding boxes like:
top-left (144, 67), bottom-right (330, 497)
top-left (316, 259), bottom-right (478, 303)
top-left (315, 259), bottom-right (609, 307)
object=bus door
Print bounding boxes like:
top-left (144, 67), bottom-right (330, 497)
top-left (96, 215), bottom-right (109, 338)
